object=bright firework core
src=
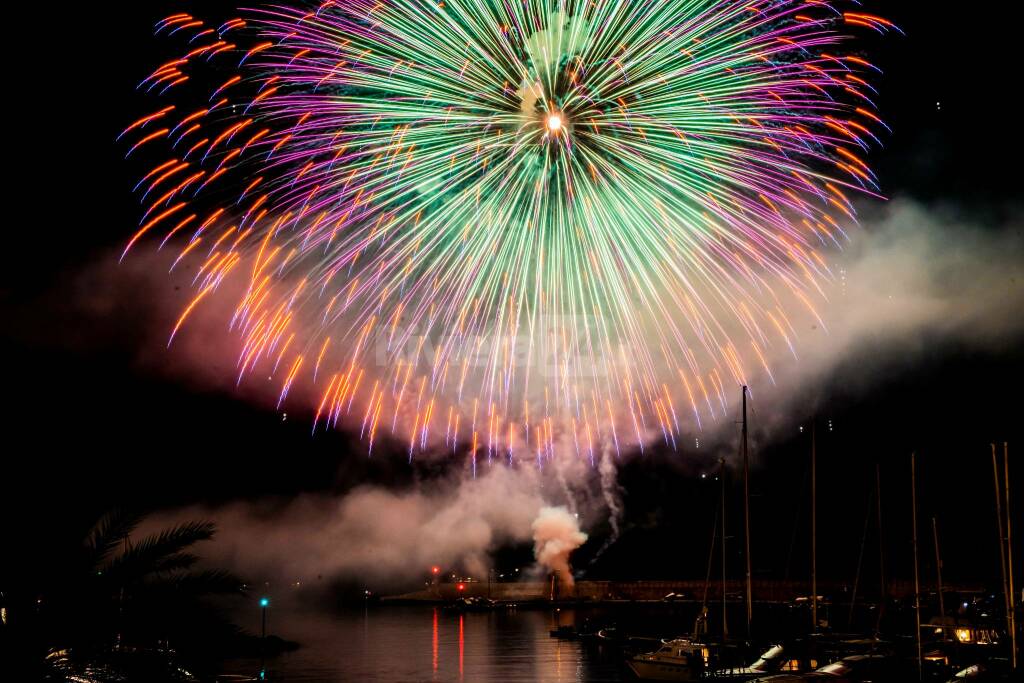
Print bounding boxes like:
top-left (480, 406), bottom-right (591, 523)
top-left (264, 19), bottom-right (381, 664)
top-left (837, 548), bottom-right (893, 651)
top-left (546, 113), bottom-right (564, 134)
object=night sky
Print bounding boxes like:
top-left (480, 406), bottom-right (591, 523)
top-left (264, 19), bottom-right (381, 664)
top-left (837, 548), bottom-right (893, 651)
top-left (4, 1), bottom-right (1021, 602)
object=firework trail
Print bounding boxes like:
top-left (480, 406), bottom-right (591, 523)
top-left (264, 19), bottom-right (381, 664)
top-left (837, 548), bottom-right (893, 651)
top-left (120, 1), bottom-right (895, 464)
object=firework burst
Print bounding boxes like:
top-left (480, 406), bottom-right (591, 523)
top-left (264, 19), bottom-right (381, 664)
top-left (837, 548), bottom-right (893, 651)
top-left (121, 1), bottom-right (895, 464)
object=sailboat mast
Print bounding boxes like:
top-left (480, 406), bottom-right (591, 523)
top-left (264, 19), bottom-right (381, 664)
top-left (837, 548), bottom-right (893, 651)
top-left (1003, 442), bottom-right (1017, 670)
top-left (742, 386), bottom-right (753, 636)
top-left (992, 444), bottom-right (1011, 654)
top-left (876, 464), bottom-right (887, 633)
top-left (697, 471), bottom-right (721, 639)
top-left (932, 517), bottom-right (945, 623)
top-left (721, 457), bottom-right (729, 639)
top-left (911, 452), bottom-right (922, 681)
top-left (811, 421), bottom-right (817, 632)
top-left (848, 487), bottom-right (873, 628)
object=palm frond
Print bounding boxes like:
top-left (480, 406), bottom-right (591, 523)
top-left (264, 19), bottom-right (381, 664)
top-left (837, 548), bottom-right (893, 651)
top-left (103, 520), bottom-right (215, 581)
top-left (85, 509), bottom-right (142, 569)
top-left (150, 552), bottom-right (200, 574)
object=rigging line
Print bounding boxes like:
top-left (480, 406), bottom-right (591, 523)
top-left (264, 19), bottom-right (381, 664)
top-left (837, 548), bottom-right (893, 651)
top-left (783, 454), bottom-right (810, 581)
top-left (848, 484), bottom-right (875, 628)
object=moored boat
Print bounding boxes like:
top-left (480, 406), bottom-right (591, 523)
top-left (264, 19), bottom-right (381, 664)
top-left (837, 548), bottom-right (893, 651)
top-left (706, 644), bottom-right (803, 680)
top-left (627, 638), bottom-right (710, 681)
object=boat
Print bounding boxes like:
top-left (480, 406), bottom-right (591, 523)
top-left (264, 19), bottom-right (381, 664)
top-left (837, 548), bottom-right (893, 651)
top-left (626, 638), bottom-right (710, 681)
top-left (549, 624), bottom-right (578, 639)
top-left (705, 645), bottom-right (803, 680)
top-left (594, 626), bottom-right (658, 651)
top-left (747, 653), bottom-right (902, 682)
top-left (944, 662), bottom-right (1015, 681)
top-left (444, 596), bottom-right (497, 612)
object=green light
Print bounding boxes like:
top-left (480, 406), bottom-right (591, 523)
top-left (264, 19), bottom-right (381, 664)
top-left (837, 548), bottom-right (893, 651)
top-left (260, 597), bottom-right (270, 608)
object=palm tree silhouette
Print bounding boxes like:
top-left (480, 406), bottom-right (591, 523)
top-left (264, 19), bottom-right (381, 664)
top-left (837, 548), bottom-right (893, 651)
top-left (13, 509), bottom-right (247, 680)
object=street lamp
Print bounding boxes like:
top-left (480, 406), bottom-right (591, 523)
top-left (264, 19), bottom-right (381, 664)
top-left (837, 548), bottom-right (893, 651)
top-left (431, 566), bottom-right (441, 598)
top-left (258, 596), bottom-right (270, 680)
top-left (259, 597), bottom-right (270, 641)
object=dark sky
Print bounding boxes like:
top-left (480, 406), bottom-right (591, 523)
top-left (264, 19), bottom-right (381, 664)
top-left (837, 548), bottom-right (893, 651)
top-left (3, 1), bottom-right (1021, 597)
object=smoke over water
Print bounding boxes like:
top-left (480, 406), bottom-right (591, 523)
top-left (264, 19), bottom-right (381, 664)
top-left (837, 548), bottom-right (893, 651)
top-left (143, 466), bottom-right (597, 589)
top-left (531, 506), bottom-right (588, 588)
top-left (150, 466), bottom-right (547, 585)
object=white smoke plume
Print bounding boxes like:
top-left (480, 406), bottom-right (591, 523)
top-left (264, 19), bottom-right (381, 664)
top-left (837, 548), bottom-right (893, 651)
top-left (531, 505), bottom-right (588, 588)
top-left (147, 465), bottom-right (547, 585)
top-left (142, 463), bottom-right (610, 590)
top-left (591, 444), bottom-right (623, 561)
top-left (738, 198), bottom-right (1024, 436)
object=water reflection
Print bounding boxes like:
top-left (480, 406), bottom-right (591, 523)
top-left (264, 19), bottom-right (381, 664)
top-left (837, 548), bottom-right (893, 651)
top-left (223, 605), bottom-right (623, 682)
top-left (432, 608), bottom-right (438, 674)
top-left (458, 613), bottom-right (464, 679)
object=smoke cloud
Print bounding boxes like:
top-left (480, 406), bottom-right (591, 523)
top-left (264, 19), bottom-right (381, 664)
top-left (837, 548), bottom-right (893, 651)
top-left (592, 444), bottom-right (623, 561)
top-left (531, 506), bottom-right (588, 588)
top-left (144, 464), bottom-right (605, 590)
top-left (148, 465), bottom-right (547, 586)
top-left (740, 198), bottom-right (1024, 436)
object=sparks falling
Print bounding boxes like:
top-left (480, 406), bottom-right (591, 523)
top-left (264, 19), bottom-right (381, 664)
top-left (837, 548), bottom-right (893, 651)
top-left (121, 1), bottom-right (895, 464)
